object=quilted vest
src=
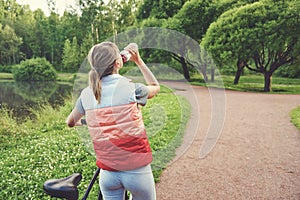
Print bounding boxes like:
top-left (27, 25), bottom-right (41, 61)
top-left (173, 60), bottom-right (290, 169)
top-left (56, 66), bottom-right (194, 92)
top-left (86, 102), bottom-right (153, 171)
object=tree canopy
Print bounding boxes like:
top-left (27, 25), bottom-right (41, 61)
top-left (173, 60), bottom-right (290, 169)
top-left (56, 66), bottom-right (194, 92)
top-left (202, 0), bottom-right (300, 91)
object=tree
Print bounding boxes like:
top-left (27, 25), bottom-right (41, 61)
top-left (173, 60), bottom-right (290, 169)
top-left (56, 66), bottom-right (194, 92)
top-left (14, 4), bottom-right (36, 60)
top-left (136, 0), bottom-right (186, 21)
top-left (165, 0), bottom-right (261, 81)
top-left (114, 0), bottom-right (137, 33)
top-left (0, 23), bottom-right (22, 65)
top-left (202, 0), bottom-right (300, 91)
top-left (79, 0), bottom-right (106, 45)
top-left (45, 13), bottom-right (62, 67)
top-left (60, 11), bottom-right (82, 44)
top-left (135, 0), bottom-right (190, 79)
top-left (62, 37), bottom-right (80, 72)
top-left (164, 0), bottom-right (220, 80)
top-left (32, 9), bottom-right (48, 58)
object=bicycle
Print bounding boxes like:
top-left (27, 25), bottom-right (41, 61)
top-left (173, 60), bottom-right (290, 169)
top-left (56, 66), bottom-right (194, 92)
top-left (43, 119), bottom-right (132, 200)
top-left (43, 167), bottom-right (131, 200)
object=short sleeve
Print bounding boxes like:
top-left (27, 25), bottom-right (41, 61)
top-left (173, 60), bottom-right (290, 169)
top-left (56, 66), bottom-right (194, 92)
top-left (135, 83), bottom-right (148, 106)
top-left (75, 98), bottom-right (85, 115)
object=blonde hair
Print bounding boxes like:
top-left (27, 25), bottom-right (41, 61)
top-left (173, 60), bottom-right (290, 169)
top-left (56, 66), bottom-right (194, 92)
top-left (87, 42), bottom-right (119, 104)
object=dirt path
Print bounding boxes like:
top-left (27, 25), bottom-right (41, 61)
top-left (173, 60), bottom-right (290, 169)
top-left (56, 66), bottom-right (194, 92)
top-left (155, 81), bottom-right (300, 199)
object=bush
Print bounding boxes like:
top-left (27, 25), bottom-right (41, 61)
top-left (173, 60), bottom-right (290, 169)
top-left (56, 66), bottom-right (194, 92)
top-left (12, 57), bottom-right (57, 81)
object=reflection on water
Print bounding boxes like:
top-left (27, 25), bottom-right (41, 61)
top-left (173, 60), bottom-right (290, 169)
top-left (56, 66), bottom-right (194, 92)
top-left (0, 81), bottom-right (72, 120)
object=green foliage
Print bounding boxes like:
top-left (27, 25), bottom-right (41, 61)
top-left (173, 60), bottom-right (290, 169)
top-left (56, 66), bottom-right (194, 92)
top-left (290, 106), bottom-right (300, 130)
top-left (0, 103), bottom-right (97, 199)
top-left (62, 37), bottom-right (80, 72)
top-left (170, 0), bottom-right (218, 41)
top-left (0, 23), bottom-right (23, 65)
top-left (202, 0), bottom-right (300, 91)
top-left (12, 57), bottom-right (57, 81)
top-left (136, 0), bottom-right (186, 21)
top-left (275, 64), bottom-right (300, 78)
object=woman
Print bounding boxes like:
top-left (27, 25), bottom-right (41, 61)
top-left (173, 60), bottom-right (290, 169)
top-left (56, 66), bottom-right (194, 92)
top-left (66, 42), bottom-right (160, 200)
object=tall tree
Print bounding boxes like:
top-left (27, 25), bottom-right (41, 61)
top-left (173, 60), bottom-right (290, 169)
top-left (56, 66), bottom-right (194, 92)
top-left (136, 0), bottom-right (186, 21)
top-left (202, 0), bottom-right (300, 91)
top-left (14, 4), bottom-right (36, 60)
top-left (60, 11), bottom-right (82, 44)
top-left (32, 9), bottom-right (48, 58)
top-left (0, 23), bottom-right (22, 64)
top-left (79, 0), bottom-right (106, 45)
top-left (163, 0), bottom-right (219, 80)
top-left (45, 12), bottom-right (62, 66)
top-left (114, 0), bottom-right (137, 32)
top-left (62, 37), bottom-right (80, 72)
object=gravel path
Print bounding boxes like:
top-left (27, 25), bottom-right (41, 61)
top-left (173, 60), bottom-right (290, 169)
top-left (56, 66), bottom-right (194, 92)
top-left (155, 81), bottom-right (300, 199)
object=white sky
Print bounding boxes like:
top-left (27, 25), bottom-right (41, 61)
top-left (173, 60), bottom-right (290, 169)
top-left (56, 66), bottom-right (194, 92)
top-left (16, 0), bottom-right (80, 16)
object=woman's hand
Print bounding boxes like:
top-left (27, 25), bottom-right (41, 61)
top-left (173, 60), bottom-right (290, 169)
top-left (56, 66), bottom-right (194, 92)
top-left (125, 43), bottom-right (143, 66)
top-left (66, 108), bottom-right (84, 127)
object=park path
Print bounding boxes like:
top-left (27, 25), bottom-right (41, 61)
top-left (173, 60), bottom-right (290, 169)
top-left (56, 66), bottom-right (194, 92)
top-left (155, 81), bottom-right (300, 199)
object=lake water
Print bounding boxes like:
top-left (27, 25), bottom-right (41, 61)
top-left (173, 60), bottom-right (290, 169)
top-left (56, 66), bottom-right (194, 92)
top-left (0, 81), bottom-right (73, 120)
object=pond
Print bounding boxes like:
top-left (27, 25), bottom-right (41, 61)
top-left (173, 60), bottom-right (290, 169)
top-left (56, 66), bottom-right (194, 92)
top-left (0, 80), bottom-right (73, 120)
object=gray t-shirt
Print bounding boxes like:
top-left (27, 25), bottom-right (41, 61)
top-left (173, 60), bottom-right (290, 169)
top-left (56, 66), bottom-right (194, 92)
top-left (76, 74), bottom-right (148, 114)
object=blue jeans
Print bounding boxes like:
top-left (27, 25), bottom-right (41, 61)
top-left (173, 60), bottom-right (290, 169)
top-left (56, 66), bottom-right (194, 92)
top-left (99, 164), bottom-right (156, 200)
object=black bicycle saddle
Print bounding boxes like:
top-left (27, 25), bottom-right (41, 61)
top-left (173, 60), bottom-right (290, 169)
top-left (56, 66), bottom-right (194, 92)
top-left (43, 173), bottom-right (82, 200)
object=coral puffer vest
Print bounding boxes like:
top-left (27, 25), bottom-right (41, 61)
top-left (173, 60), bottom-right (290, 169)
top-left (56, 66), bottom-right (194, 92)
top-left (86, 102), bottom-right (153, 171)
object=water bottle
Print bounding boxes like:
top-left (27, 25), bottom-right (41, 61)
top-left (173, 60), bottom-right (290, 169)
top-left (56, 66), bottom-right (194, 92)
top-left (120, 43), bottom-right (138, 63)
top-left (120, 49), bottom-right (131, 63)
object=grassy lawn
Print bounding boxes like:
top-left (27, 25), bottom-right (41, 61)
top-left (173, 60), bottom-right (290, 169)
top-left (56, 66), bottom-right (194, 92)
top-left (0, 73), bottom-right (13, 80)
top-left (0, 72), bottom-right (75, 82)
top-left (56, 73), bottom-right (76, 82)
top-left (191, 74), bottom-right (300, 94)
top-left (0, 85), bottom-right (190, 199)
top-left (290, 106), bottom-right (300, 130)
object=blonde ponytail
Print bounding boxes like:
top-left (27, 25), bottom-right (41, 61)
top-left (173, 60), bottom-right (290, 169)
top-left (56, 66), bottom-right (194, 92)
top-left (87, 42), bottom-right (120, 104)
top-left (89, 69), bottom-right (101, 104)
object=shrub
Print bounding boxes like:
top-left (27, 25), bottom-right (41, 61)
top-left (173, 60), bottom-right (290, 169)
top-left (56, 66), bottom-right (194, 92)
top-left (12, 57), bottom-right (57, 81)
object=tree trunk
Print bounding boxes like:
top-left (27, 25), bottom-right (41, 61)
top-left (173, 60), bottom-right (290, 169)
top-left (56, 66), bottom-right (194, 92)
top-left (234, 60), bottom-right (245, 85)
top-left (201, 63), bottom-right (208, 82)
top-left (211, 67), bottom-right (215, 82)
top-left (180, 56), bottom-right (190, 80)
top-left (264, 72), bottom-right (272, 92)
top-left (234, 66), bottom-right (243, 84)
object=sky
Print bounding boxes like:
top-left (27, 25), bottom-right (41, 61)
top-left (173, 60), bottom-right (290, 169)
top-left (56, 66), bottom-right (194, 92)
top-left (16, 0), bottom-right (80, 16)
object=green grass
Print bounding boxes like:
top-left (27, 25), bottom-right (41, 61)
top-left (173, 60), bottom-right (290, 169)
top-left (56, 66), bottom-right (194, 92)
top-left (0, 85), bottom-right (190, 199)
top-left (0, 72), bottom-right (76, 82)
top-left (0, 73), bottom-right (13, 80)
top-left (290, 106), bottom-right (300, 130)
top-left (56, 73), bottom-right (76, 82)
top-left (191, 74), bottom-right (300, 94)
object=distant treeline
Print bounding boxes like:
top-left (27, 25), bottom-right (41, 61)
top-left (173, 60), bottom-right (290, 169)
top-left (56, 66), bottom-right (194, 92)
top-left (1, 0), bottom-right (299, 91)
